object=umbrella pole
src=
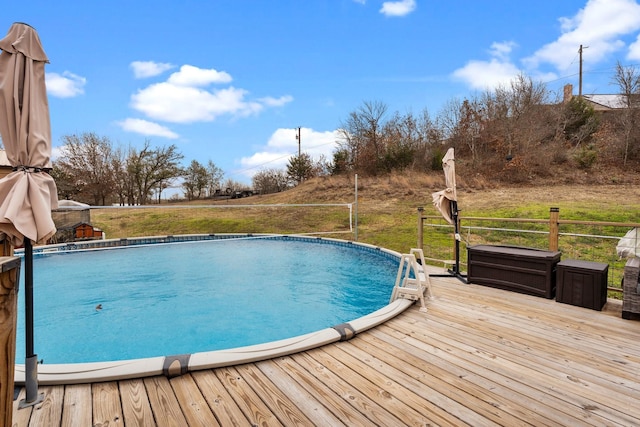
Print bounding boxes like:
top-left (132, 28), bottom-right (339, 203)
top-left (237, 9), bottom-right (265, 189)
top-left (450, 200), bottom-right (467, 283)
top-left (452, 201), bottom-right (459, 274)
top-left (19, 239), bottom-right (43, 408)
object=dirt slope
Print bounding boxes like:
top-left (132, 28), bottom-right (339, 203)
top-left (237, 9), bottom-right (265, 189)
top-left (245, 172), bottom-right (640, 214)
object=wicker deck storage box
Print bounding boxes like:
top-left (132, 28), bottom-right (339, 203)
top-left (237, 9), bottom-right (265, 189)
top-left (467, 245), bottom-right (561, 298)
top-left (623, 257), bottom-right (640, 320)
top-left (556, 260), bottom-right (608, 311)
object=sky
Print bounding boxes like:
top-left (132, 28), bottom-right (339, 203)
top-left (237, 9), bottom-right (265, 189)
top-left (4, 0), bottom-right (640, 189)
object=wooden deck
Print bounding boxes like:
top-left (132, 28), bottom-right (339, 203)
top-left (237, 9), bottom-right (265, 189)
top-left (11, 275), bottom-right (640, 426)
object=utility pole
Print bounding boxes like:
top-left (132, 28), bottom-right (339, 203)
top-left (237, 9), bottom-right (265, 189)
top-left (578, 44), bottom-right (588, 97)
top-left (295, 127), bottom-right (301, 157)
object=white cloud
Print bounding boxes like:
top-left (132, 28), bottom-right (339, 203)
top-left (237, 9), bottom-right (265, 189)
top-left (117, 118), bottom-right (179, 139)
top-left (452, 42), bottom-right (521, 90)
top-left (258, 95), bottom-right (295, 107)
top-left (132, 84), bottom-right (266, 123)
top-left (50, 145), bottom-right (63, 161)
top-left (628, 33), bottom-right (640, 60)
top-left (130, 61), bottom-right (174, 78)
top-left (45, 71), bottom-right (86, 98)
top-left (524, 0), bottom-right (640, 71)
top-left (129, 65), bottom-right (292, 124)
top-left (452, 0), bottom-right (640, 92)
top-left (238, 127), bottom-right (340, 178)
top-left (380, 0), bottom-right (417, 17)
top-left (167, 64), bottom-right (232, 86)
top-left (489, 41), bottom-right (517, 62)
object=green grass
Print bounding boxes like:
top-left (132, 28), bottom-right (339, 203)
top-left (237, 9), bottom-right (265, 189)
top-left (92, 205), bottom-right (354, 240)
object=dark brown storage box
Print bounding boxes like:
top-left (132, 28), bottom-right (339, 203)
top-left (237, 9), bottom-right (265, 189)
top-left (467, 245), bottom-right (561, 298)
top-left (556, 260), bottom-right (608, 311)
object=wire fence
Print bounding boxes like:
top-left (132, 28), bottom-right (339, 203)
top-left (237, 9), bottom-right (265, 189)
top-left (419, 213), bottom-right (640, 297)
top-left (54, 203), bottom-right (639, 297)
top-left (52, 203), bottom-right (355, 244)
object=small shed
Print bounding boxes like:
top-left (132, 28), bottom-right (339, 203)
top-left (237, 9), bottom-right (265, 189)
top-left (51, 200), bottom-right (104, 243)
top-left (73, 223), bottom-right (104, 240)
top-left (52, 222), bottom-right (103, 243)
top-left (52, 200), bottom-right (91, 229)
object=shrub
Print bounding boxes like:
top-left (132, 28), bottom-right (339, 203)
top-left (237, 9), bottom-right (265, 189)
top-left (574, 143), bottom-right (598, 169)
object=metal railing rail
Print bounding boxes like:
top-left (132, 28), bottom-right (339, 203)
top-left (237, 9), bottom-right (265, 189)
top-left (417, 207), bottom-right (640, 295)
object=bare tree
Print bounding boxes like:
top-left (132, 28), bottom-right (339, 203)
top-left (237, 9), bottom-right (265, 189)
top-left (206, 160), bottom-right (225, 197)
top-left (378, 111), bottom-right (418, 172)
top-left (611, 61), bottom-right (640, 164)
top-left (55, 132), bottom-right (116, 205)
top-left (182, 160), bottom-right (209, 200)
top-left (452, 98), bottom-right (485, 165)
top-left (486, 74), bottom-right (550, 158)
top-left (436, 97), bottom-right (463, 144)
top-left (127, 141), bottom-right (183, 204)
top-left (252, 169), bottom-right (289, 194)
top-left (338, 100), bottom-right (388, 174)
top-left (111, 146), bottom-right (130, 206)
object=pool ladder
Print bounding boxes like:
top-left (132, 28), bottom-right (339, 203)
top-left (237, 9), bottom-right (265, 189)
top-left (390, 248), bottom-right (433, 313)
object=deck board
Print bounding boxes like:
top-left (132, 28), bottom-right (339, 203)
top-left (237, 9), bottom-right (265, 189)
top-left (252, 359), bottom-right (340, 426)
top-left (11, 388), bottom-right (31, 426)
top-left (92, 381), bottom-right (123, 426)
top-left (169, 374), bottom-right (219, 427)
top-left (119, 379), bottom-right (156, 427)
top-left (276, 353), bottom-right (388, 426)
top-left (191, 369), bottom-right (250, 425)
top-left (348, 330), bottom-right (532, 426)
top-left (239, 362), bottom-right (318, 425)
top-left (28, 385), bottom-right (63, 427)
top-left (61, 383), bottom-right (92, 427)
top-left (143, 376), bottom-right (189, 427)
top-left (11, 275), bottom-right (640, 426)
top-left (311, 345), bottom-right (440, 426)
top-left (392, 302), bottom-right (629, 425)
top-left (359, 328), bottom-right (547, 425)
top-left (214, 366), bottom-right (282, 425)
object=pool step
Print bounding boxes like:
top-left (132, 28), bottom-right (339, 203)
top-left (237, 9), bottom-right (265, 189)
top-left (390, 248), bottom-right (433, 313)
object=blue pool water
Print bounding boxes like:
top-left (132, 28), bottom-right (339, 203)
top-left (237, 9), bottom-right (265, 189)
top-left (16, 237), bottom-right (399, 364)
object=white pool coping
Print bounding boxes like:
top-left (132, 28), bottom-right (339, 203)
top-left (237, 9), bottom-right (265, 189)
top-left (14, 234), bottom-right (421, 385)
top-left (14, 298), bottom-right (414, 385)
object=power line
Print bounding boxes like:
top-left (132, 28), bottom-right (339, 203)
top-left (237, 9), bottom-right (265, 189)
top-left (228, 138), bottom-right (339, 177)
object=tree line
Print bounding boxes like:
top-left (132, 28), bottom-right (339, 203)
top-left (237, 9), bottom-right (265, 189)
top-left (291, 64), bottom-right (640, 184)
top-left (51, 132), bottom-right (322, 205)
top-left (51, 63), bottom-right (640, 204)
top-left (52, 135), bottom-right (234, 205)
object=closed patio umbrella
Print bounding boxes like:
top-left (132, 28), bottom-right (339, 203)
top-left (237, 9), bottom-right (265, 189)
top-left (431, 148), bottom-right (464, 280)
top-left (431, 147), bottom-right (457, 224)
top-left (0, 22), bottom-right (58, 407)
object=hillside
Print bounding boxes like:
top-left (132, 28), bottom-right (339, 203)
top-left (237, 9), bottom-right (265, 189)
top-left (236, 171), bottom-right (640, 218)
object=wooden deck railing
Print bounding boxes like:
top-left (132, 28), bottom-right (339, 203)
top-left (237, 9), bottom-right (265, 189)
top-left (417, 207), bottom-right (640, 295)
top-left (0, 237), bottom-right (21, 427)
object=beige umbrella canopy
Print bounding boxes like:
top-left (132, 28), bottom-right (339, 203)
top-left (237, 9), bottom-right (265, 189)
top-left (0, 22), bottom-right (58, 246)
top-left (431, 147), bottom-right (465, 280)
top-left (431, 147), bottom-right (457, 224)
top-left (0, 22), bottom-right (58, 407)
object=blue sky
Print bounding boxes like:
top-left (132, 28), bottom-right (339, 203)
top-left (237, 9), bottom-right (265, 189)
top-left (4, 0), bottom-right (640, 186)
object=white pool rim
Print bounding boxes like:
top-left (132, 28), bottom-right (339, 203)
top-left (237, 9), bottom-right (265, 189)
top-left (14, 234), bottom-right (414, 385)
top-left (15, 298), bottom-right (412, 385)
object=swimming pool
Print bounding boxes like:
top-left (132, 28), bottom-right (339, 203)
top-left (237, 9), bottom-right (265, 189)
top-left (14, 234), bottom-right (413, 384)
